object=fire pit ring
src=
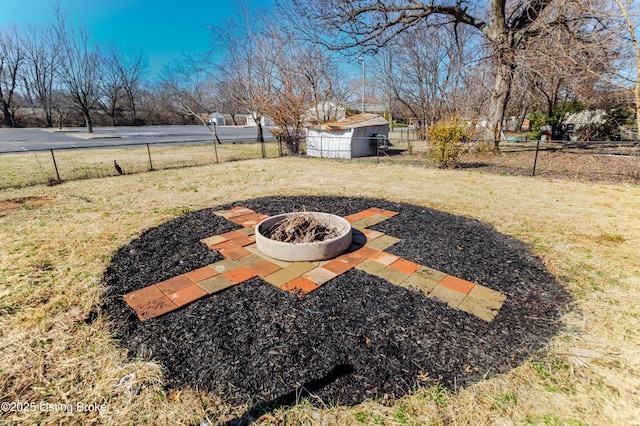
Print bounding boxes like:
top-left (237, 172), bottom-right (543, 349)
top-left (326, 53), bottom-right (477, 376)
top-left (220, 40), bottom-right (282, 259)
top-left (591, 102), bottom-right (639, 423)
top-left (255, 212), bottom-right (352, 262)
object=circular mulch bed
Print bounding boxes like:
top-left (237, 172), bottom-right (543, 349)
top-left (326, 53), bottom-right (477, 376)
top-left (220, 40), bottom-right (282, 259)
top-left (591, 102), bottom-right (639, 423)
top-left (102, 196), bottom-right (572, 408)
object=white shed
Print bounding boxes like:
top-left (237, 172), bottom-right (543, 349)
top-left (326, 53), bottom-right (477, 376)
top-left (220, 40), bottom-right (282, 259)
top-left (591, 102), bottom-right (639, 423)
top-left (306, 114), bottom-right (389, 159)
top-left (209, 113), bottom-right (225, 126)
top-left (246, 114), bottom-right (275, 127)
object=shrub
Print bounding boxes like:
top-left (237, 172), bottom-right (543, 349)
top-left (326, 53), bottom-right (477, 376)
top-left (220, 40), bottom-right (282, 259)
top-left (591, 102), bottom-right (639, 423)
top-left (426, 117), bottom-right (472, 168)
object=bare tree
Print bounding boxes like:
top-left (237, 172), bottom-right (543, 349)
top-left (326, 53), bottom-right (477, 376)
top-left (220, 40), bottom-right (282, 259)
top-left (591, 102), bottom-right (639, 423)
top-left (261, 28), bottom-right (313, 154)
top-left (368, 21), bottom-right (478, 138)
top-left (372, 45), bottom-right (396, 130)
top-left (51, 90), bottom-right (74, 129)
top-left (53, 10), bottom-right (103, 133)
top-left (20, 25), bottom-right (60, 127)
top-left (213, 78), bottom-right (245, 125)
top-left (296, 44), bottom-right (351, 124)
top-left (137, 85), bottom-right (178, 125)
top-left (0, 25), bottom-right (25, 127)
top-left (286, 0), bottom-right (609, 149)
top-left (100, 45), bottom-right (125, 126)
top-left (112, 46), bottom-right (148, 123)
top-left (614, 0), bottom-right (640, 136)
top-left (159, 54), bottom-right (223, 147)
top-left (565, 0), bottom-right (640, 137)
top-left (210, 4), bottom-right (277, 143)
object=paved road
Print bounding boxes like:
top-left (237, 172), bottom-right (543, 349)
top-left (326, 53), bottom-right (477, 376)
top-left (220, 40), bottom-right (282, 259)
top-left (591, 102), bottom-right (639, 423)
top-left (0, 125), bottom-right (275, 153)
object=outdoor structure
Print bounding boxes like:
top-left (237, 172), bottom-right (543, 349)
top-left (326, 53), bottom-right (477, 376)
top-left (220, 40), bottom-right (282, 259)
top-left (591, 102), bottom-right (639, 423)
top-left (245, 113), bottom-right (275, 127)
top-left (564, 109), bottom-right (606, 140)
top-left (306, 113), bottom-right (389, 159)
top-left (208, 113), bottom-right (225, 126)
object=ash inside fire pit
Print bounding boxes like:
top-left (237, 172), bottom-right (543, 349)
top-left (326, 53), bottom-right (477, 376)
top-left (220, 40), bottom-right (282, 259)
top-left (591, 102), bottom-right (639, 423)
top-left (265, 212), bottom-right (340, 243)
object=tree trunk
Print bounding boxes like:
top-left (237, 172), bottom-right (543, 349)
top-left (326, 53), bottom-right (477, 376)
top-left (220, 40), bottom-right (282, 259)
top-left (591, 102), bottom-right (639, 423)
top-left (635, 86), bottom-right (640, 141)
top-left (256, 120), bottom-right (264, 143)
top-left (485, 59), bottom-right (514, 150)
top-left (83, 109), bottom-right (94, 133)
top-left (516, 103), bottom-right (529, 132)
top-left (634, 70), bottom-right (640, 139)
top-left (44, 103), bottom-right (53, 128)
top-left (1, 102), bottom-right (13, 127)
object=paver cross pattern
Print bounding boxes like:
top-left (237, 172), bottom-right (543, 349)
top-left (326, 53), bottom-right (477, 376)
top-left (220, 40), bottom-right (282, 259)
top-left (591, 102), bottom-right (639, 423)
top-left (123, 206), bottom-right (507, 322)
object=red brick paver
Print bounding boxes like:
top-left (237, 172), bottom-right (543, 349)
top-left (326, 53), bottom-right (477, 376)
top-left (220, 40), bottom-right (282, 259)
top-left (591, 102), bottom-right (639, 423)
top-left (389, 258), bottom-right (421, 274)
top-left (281, 276), bottom-right (319, 295)
top-left (438, 275), bottom-right (476, 295)
top-left (123, 205), bottom-right (506, 322)
top-left (223, 267), bottom-right (258, 284)
top-left (123, 285), bottom-right (178, 321)
top-left (217, 245), bottom-right (252, 260)
top-left (167, 284), bottom-right (208, 307)
top-left (123, 284), bottom-right (164, 306)
top-left (156, 275), bottom-right (193, 295)
top-left (323, 257), bottom-right (357, 275)
top-left (184, 266), bottom-right (220, 283)
top-left (220, 230), bottom-right (247, 240)
top-left (249, 260), bottom-right (282, 278)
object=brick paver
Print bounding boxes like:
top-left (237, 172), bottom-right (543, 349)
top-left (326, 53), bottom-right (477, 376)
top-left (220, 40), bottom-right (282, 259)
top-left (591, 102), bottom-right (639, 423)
top-left (123, 206), bottom-right (507, 322)
top-left (156, 275), bottom-right (193, 295)
top-left (249, 260), bottom-right (282, 278)
top-left (168, 285), bottom-right (208, 307)
top-left (303, 266), bottom-right (338, 285)
top-left (184, 266), bottom-right (220, 284)
top-left (281, 276), bottom-right (319, 295)
top-left (438, 275), bottom-right (476, 295)
top-left (223, 267), bottom-right (258, 284)
top-left (197, 275), bottom-right (236, 294)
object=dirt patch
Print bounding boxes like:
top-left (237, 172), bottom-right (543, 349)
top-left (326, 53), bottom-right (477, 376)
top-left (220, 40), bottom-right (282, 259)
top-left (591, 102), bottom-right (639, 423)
top-left (0, 196), bottom-right (53, 215)
top-left (386, 142), bottom-right (640, 184)
top-left (460, 151), bottom-right (640, 184)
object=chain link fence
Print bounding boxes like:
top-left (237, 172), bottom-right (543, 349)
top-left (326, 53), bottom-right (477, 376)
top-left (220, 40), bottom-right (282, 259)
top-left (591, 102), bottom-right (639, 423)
top-left (1, 130), bottom-right (638, 189)
top-left (0, 139), bottom-right (281, 189)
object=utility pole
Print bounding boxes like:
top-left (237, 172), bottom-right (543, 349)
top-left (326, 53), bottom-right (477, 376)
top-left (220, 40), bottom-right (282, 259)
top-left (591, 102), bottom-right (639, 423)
top-left (358, 56), bottom-right (365, 114)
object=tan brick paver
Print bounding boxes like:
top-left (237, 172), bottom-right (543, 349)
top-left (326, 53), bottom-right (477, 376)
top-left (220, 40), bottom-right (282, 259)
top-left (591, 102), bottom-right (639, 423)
top-left (123, 206), bottom-right (507, 322)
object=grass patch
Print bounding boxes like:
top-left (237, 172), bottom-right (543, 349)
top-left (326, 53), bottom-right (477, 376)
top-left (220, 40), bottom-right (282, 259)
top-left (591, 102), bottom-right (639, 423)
top-left (0, 156), bottom-right (639, 424)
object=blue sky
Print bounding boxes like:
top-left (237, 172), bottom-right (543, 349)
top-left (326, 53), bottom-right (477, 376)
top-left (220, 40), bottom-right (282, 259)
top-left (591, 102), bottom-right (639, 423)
top-left (1, 0), bottom-right (273, 79)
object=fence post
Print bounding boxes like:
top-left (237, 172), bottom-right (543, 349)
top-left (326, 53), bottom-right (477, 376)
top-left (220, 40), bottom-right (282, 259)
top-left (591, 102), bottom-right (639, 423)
top-left (212, 140), bottom-right (219, 164)
top-left (532, 140), bottom-right (541, 176)
top-left (146, 143), bottom-right (154, 171)
top-left (50, 149), bottom-right (61, 182)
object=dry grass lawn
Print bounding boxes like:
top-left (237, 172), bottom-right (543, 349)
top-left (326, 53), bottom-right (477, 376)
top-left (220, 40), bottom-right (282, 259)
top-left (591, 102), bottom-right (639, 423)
top-left (0, 156), bottom-right (639, 425)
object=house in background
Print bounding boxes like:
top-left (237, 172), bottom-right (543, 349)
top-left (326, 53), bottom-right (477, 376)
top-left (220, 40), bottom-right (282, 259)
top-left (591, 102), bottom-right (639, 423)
top-left (306, 113), bottom-right (388, 159)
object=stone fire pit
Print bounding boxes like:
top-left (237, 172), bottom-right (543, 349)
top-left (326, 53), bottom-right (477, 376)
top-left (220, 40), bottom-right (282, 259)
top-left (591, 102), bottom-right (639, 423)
top-left (255, 212), bottom-right (352, 262)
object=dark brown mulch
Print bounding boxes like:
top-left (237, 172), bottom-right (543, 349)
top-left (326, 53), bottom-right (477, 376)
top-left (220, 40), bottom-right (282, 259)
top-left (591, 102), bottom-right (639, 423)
top-left (102, 196), bottom-right (572, 409)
